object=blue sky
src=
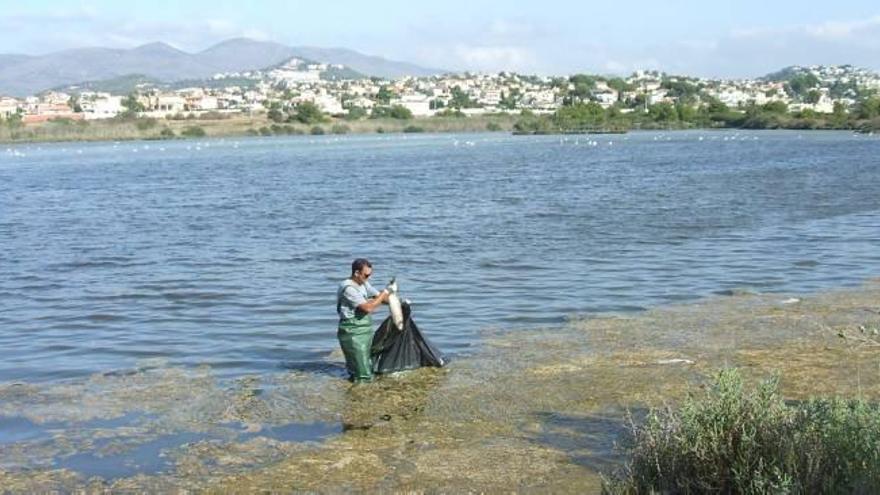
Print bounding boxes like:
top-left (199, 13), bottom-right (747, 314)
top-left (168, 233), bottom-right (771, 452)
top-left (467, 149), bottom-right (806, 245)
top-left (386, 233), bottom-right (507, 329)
top-left (3, 1), bottom-right (880, 77)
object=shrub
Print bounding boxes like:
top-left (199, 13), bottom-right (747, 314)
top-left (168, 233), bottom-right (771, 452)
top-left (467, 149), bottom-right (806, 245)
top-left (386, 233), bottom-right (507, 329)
top-left (604, 369), bottom-right (880, 494)
top-left (434, 108), bottom-right (466, 118)
top-left (135, 118), bottom-right (158, 131)
top-left (258, 126), bottom-right (272, 136)
top-left (198, 111), bottom-right (229, 120)
top-left (345, 106), bottom-right (367, 120)
top-left (310, 125), bottom-right (325, 135)
top-left (487, 122), bottom-right (503, 131)
top-left (159, 127), bottom-right (175, 139)
top-left (294, 101), bottom-right (327, 124)
top-left (47, 117), bottom-right (75, 125)
top-left (180, 125), bottom-right (206, 137)
top-left (331, 124), bottom-right (351, 134)
top-left (402, 125), bottom-right (424, 133)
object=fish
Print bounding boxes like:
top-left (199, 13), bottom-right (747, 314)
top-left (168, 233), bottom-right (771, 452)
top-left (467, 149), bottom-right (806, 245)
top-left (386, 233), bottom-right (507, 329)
top-left (386, 277), bottom-right (405, 331)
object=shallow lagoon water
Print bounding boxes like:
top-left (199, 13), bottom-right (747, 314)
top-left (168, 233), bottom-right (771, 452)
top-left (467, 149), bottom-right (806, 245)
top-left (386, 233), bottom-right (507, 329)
top-left (1, 130), bottom-right (879, 383)
top-left (1, 131), bottom-right (880, 488)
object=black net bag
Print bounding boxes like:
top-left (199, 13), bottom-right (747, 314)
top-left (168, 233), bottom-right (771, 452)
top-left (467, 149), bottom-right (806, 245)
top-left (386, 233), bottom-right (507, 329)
top-left (371, 302), bottom-right (446, 374)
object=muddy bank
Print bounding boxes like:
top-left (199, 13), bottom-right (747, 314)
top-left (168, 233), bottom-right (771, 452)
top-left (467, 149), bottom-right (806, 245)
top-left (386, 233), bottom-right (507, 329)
top-left (2, 280), bottom-right (879, 492)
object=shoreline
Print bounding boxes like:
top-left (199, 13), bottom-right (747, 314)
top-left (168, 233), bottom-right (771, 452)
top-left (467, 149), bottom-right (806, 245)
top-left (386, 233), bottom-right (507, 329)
top-left (2, 115), bottom-right (876, 146)
top-left (2, 277), bottom-right (879, 492)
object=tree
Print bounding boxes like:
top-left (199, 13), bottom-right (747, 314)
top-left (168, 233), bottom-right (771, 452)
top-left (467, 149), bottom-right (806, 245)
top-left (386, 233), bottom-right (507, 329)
top-left (68, 94), bottom-right (83, 113)
top-left (293, 101), bottom-right (326, 124)
top-left (389, 105), bottom-right (413, 119)
top-left (649, 102), bottom-right (678, 123)
top-left (375, 86), bottom-right (394, 104)
top-left (805, 90), bottom-right (822, 105)
top-left (344, 106), bottom-right (367, 120)
top-left (831, 101), bottom-right (848, 127)
top-left (606, 78), bottom-right (633, 93)
top-left (857, 97), bottom-right (880, 119)
top-left (450, 86), bottom-right (478, 108)
top-left (785, 73), bottom-right (820, 99)
top-left (568, 74), bottom-right (596, 104)
top-left (553, 101), bottom-right (605, 129)
top-left (122, 93), bottom-right (145, 113)
top-left (676, 103), bottom-right (697, 122)
top-left (499, 89), bottom-right (521, 110)
top-left (5, 112), bottom-right (23, 129)
top-left (762, 101), bottom-right (788, 114)
top-left (267, 108), bottom-right (285, 123)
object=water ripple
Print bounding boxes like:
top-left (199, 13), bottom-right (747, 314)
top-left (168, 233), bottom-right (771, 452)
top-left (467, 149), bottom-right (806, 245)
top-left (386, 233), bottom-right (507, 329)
top-left (1, 131), bottom-right (879, 383)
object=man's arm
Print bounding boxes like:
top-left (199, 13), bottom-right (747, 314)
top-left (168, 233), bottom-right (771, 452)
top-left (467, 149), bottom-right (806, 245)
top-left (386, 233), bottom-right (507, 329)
top-left (357, 289), bottom-right (389, 314)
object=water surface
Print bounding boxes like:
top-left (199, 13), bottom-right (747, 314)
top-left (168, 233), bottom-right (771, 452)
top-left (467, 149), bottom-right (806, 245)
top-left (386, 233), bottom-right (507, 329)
top-left (1, 131), bottom-right (879, 383)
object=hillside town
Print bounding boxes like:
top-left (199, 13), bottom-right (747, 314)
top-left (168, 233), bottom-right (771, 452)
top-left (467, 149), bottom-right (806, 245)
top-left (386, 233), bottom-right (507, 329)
top-left (1, 59), bottom-right (880, 124)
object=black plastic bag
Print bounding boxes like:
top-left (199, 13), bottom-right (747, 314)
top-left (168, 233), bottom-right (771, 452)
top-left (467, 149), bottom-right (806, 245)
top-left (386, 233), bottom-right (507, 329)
top-left (371, 302), bottom-right (446, 374)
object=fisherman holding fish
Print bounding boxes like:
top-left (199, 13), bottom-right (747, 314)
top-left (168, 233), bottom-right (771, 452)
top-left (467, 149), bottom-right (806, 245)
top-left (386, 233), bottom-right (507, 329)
top-left (336, 258), bottom-right (392, 383)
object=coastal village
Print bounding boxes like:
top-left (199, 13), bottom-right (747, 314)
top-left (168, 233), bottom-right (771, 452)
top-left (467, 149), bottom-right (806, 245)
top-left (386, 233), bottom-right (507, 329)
top-left (1, 59), bottom-right (879, 124)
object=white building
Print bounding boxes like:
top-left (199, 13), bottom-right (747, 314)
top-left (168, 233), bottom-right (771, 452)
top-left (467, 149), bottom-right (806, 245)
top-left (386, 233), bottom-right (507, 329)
top-left (0, 97), bottom-right (20, 118)
top-left (594, 90), bottom-right (619, 108)
top-left (392, 93), bottom-right (433, 117)
top-left (312, 94), bottom-right (344, 114)
top-left (193, 96), bottom-right (219, 111)
top-left (82, 96), bottom-right (123, 120)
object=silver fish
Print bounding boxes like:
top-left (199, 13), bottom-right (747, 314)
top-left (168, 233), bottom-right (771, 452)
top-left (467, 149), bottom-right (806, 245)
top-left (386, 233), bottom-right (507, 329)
top-left (386, 277), bottom-right (404, 331)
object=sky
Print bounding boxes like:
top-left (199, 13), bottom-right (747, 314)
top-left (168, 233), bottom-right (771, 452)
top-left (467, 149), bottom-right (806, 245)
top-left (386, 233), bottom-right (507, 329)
top-left (2, 0), bottom-right (880, 78)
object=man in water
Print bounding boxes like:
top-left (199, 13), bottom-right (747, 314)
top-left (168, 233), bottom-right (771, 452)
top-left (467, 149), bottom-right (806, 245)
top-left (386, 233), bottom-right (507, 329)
top-left (336, 258), bottom-right (389, 383)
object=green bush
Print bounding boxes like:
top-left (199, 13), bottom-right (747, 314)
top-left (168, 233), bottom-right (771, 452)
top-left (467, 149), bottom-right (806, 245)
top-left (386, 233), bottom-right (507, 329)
top-left (180, 125), bottom-right (206, 137)
top-left (310, 125), bottom-right (325, 135)
top-left (159, 127), bottom-right (175, 139)
top-left (402, 125), bottom-right (424, 133)
top-left (258, 126), bottom-right (272, 136)
top-left (486, 122), bottom-right (503, 131)
top-left (294, 101), bottom-right (327, 124)
top-left (331, 124), bottom-right (351, 134)
top-left (135, 118), bottom-right (158, 131)
top-left (604, 369), bottom-right (880, 494)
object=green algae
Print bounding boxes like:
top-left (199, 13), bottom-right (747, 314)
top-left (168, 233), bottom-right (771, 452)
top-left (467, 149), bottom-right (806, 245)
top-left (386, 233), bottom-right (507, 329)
top-left (1, 279), bottom-right (879, 492)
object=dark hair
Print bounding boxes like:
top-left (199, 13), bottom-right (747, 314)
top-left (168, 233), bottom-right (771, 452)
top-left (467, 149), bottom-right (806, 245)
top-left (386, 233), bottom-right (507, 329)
top-left (351, 258), bottom-right (372, 275)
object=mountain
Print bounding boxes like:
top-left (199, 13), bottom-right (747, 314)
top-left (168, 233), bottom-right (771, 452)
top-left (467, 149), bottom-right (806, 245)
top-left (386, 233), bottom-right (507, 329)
top-left (0, 54), bottom-right (32, 71)
top-left (289, 45), bottom-right (443, 79)
top-left (196, 38), bottom-right (299, 73)
top-left (0, 38), bottom-right (446, 97)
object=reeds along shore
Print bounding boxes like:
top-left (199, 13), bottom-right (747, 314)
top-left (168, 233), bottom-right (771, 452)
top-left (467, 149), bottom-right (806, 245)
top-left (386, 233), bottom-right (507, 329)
top-left (0, 114), bottom-right (520, 144)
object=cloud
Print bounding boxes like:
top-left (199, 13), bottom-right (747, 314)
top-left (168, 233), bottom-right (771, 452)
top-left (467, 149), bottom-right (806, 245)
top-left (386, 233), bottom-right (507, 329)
top-left (1, 10), bottom-right (272, 54)
top-left (453, 45), bottom-right (535, 71)
top-left (585, 16), bottom-right (880, 79)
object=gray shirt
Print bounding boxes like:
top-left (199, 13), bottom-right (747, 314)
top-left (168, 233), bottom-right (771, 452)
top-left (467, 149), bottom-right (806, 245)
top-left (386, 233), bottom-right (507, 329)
top-left (337, 279), bottom-right (380, 321)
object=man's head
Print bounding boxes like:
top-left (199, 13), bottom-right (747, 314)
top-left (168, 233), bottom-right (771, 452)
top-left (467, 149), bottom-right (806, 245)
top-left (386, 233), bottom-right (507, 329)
top-left (351, 258), bottom-right (373, 284)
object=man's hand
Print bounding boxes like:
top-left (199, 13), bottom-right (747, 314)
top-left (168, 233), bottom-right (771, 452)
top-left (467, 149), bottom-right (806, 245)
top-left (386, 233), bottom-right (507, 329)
top-left (358, 289), bottom-right (390, 314)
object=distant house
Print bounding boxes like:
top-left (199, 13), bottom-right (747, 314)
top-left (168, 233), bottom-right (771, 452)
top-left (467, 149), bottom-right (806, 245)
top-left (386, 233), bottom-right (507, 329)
top-left (142, 94), bottom-right (188, 117)
top-left (0, 97), bottom-right (20, 119)
top-left (392, 94), bottom-right (433, 117)
top-left (22, 102), bottom-right (83, 123)
top-left (82, 95), bottom-right (124, 120)
top-left (193, 96), bottom-right (219, 111)
top-left (593, 90), bottom-right (619, 108)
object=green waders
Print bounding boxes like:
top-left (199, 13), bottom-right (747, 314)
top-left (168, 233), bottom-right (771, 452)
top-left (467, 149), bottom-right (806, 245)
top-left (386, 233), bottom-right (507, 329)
top-left (338, 313), bottom-right (374, 383)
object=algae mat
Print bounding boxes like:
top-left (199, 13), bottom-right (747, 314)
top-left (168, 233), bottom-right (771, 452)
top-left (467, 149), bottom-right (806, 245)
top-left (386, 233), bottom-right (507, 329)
top-left (2, 280), bottom-right (880, 492)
